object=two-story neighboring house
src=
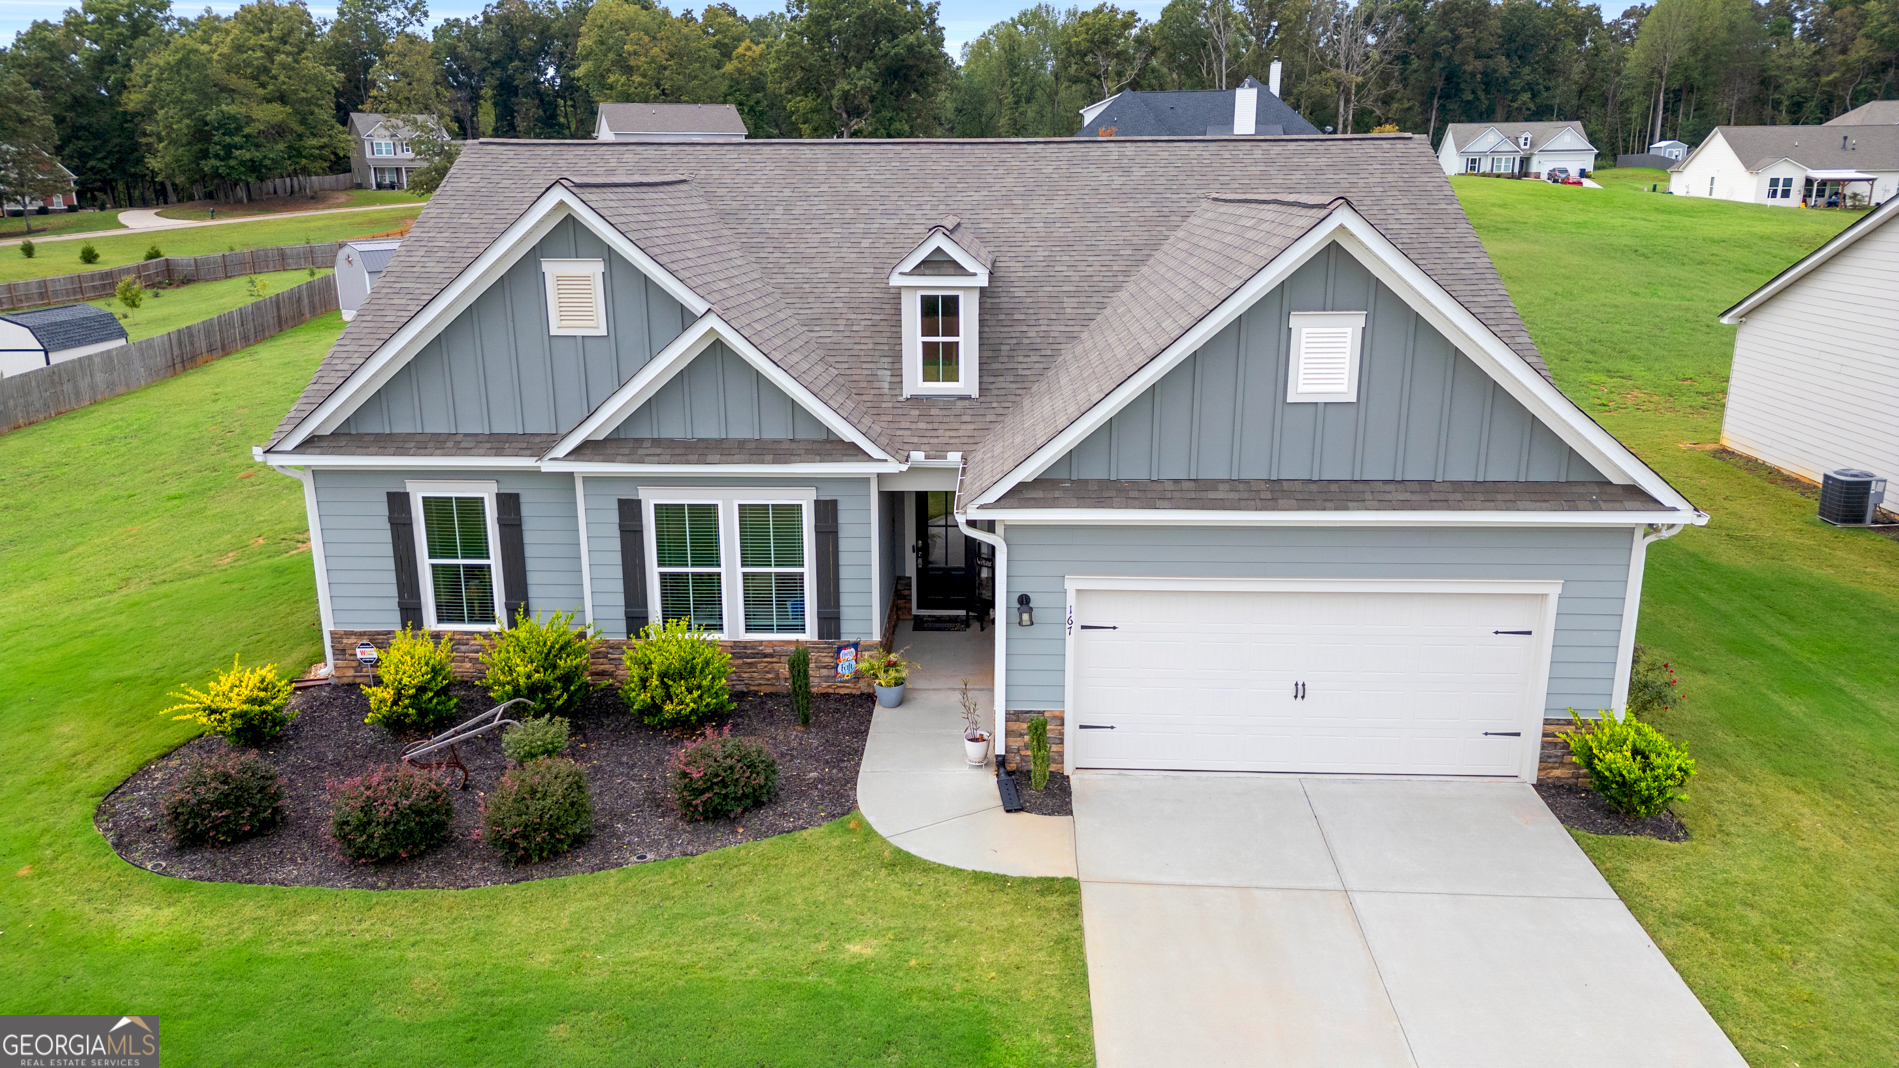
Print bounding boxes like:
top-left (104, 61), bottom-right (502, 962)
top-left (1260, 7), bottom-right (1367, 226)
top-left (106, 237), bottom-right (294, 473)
top-left (258, 134), bottom-right (1703, 787)
top-left (1437, 122), bottom-right (1598, 179)
top-left (349, 113), bottom-right (447, 190)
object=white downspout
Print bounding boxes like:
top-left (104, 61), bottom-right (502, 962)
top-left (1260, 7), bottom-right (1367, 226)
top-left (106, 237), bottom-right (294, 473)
top-left (1609, 521), bottom-right (1688, 718)
top-left (271, 464), bottom-right (336, 672)
top-left (952, 460), bottom-right (1007, 748)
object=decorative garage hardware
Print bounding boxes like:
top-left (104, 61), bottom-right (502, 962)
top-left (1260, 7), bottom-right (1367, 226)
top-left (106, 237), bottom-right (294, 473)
top-left (1017, 593), bottom-right (1034, 627)
top-left (1077, 724), bottom-right (1116, 730)
top-left (1494, 630), bottom-right (1533, 635)
top-left (1483, 731), bottom-right (1523, 737)
top-left (1079, 624), bottom-right (1118, 630)
top-left (1292, 682), bottom-right (1307, 699)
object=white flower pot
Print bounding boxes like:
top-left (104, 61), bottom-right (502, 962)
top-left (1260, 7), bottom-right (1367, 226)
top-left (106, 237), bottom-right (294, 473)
top-left (874, 682), bottom-right (905, 708)
top-left (963, 732), bottom-right (990, 767)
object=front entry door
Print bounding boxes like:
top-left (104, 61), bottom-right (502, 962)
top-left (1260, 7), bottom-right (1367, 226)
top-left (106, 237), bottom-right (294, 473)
top-left (914, 491), bottom-right (968, 610)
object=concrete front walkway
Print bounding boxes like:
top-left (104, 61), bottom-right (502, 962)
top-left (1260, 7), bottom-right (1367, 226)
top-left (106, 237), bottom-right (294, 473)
top-left (854, 626), bottom-right (1076, 878)
top-left (1074, 772), bottom-right (1746, 1068)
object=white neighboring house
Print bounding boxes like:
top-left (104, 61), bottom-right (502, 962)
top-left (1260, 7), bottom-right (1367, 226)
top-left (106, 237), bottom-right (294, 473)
top-left (1668, 125), bottom-right (1899, 206)
top-left (1649, 140), bottom-right (1689, 161)
top-left (348, 113), bottom-right (448, 191)
top-left (0, 303), bottom-right (128, 377)
top-left (593, 103), bottom-right (747, 141)
top-left (1719, 195), bottom-right (1899, 499)
top-left (1437, 121), bottom-right (1598, 178)
top-left (334, 238), bottom-right (402, 322)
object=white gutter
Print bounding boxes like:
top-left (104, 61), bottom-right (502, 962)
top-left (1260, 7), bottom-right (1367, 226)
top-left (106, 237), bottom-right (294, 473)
top-left (952, 458), bottom-right (1008, 749)
top-left (1608, 521), bottom-right (1687, 719)
top-left (269, 464), bottom-right (337, 672)
top-left (966, 507), bottom-right (1708, 528)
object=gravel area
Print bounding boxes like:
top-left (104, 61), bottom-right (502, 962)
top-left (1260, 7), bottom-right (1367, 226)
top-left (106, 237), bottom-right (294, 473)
top-left (98, 682), bottom-right (873, 889)
top-left (1535, 782), bottom-right (1689, 842)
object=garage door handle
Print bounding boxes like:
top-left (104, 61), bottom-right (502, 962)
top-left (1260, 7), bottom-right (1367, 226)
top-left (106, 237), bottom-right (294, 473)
top-left (1077, 724), bottom-right (1116, 730)
top-left (1483, 731), bottom-right (1522, 737)
top-left (1493, 630), bottom-right (1532, 635)
top-left (1079, 624), bottom-right (1118, 630)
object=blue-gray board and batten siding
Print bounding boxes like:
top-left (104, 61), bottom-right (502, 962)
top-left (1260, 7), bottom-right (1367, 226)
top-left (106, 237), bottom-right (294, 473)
top-left (311, 468), bottom-right (879, 640)
top-left (1003, 524), bottom-right (1635, 718)
top-left (1036, 244), bottom-right (1608, 483)
top-left (605, 343), bottom-right (836, 440)
top-left (338, 217), bottom-right (692, 435)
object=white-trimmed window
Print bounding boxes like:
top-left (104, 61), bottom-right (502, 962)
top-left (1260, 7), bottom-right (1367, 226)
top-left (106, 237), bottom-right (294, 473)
top-left (1286, 310), bottom-right (1367, 403)
top-left (410, 481), bottom-right (503, 630)
top-left (1767, 176), bottom-right (1794, 200)
top-left (644, 488), bottom-right (816, 639)
top-left (1465, 156), bottom-right (1480, 173)
top-left (541, 258), bottom-right (607, 336)
top-left (919, 293), bottom-right (962, 385)
top-left (371, 140), bottom-right (395, 156)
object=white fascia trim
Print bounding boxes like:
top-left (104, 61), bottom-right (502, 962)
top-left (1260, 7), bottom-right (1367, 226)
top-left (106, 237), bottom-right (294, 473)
top-left (888, 231), bottom-right (990, 286)
top-left (284, 185), bottom-right (711, 450)
top-left (546, 461), bottom-right (898, 475)
top-left (544, 310), bottom-right (894, 462)
top-left (1721, 193), bottom-right (1899, 323)
top-left (1063, 575), bottom-right (1564, 597)
top-left (257, 452), bottom-right (542, 469)
top-left (964, 508), bottom-right (1697, 527)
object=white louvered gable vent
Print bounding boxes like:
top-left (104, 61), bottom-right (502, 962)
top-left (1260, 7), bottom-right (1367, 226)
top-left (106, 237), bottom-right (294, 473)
top-left (541, 258), bottom-right (607, 336)
top-left (1287, 310), bottom-right (1367, 403)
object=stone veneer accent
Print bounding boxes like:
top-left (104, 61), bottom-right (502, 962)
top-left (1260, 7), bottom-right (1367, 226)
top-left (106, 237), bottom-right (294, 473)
top-left (1539, 720), bottom-right (1589, 784)
top-left (1002, 709), bottom-right (1064, 775)
top-left (327, 630), bottom-right (872, 694)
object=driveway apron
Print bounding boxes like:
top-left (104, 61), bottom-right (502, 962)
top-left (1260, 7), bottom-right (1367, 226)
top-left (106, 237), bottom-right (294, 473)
top-left (1072, 771), bottom-right (1746, 1068)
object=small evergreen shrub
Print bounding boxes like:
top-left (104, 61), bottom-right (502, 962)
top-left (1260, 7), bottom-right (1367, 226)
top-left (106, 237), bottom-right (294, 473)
top-left (1626, 644), bottom-right (1685, 717)
top-left (143, 243), bottom-right (163, 260)
top-left (669, 726), bottom-right (779, 821)
top-left (501, 715), bottom-right (570, 764)
top-left (1027, 715), bottom-right (1051, 791)
top-left (35, 204), bottom-right (48, 215)
top-left (479, 609), bottom-right (598, 719)
top-left (246, 276), bottom-right (270, 299)
top-left (787, 643), bottom-right (812, 727)
top-left (163, 655), bottom-right (296, 746)
top-left (18, 240), bottom-right (33, 258)
top-left (161, 749), bottom-right (285, 847)
top-left (328, 764), bottom-right (455, 864)
top-left (114, 275), bottom-right (144, 310)
top-left (78, 242), bottom-right (98, 264)
top-left (480, 756), bottom-right (592, 864)
top-left (362, 628), bottom-right (458, 734)
top-left (1563, 710), bottom-right (1698, 819)
top-left (622, 618), bottom-right (734, 729)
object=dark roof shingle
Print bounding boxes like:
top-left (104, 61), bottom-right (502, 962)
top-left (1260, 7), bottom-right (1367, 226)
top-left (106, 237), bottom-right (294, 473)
top-left (1, 303), bottom-right (127, 353)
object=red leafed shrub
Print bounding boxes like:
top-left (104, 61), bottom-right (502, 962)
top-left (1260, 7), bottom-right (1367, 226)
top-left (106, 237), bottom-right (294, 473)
top-left (162, 749), bottom-right (285, 847)
top-left (479, 756), bottom-right (592, 865)
top-left (327, 764), bottom-right (455, 864)
top-left (669, 726), bottom-right (780, 821)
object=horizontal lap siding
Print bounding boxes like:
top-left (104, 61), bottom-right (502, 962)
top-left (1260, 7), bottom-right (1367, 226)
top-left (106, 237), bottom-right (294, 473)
top-left (1004, 524), bottom-right (1634, 717)
top-left (582, 475), bottom-right (876, 639)
top-left (314, 469), bottom-right (582, 629)
top-left (1723, 220), bottom-right (1899, 486)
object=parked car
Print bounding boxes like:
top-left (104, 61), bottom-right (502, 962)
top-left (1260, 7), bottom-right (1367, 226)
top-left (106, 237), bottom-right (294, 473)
top-left (1561, 175), bottom-right (1585, 186)
top-left (1546, 168), bottom-right (1571, 183)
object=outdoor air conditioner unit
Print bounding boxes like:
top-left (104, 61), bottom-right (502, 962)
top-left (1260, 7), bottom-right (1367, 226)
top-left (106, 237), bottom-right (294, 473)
top-left (1818, 468), bottom-right (1886, 526)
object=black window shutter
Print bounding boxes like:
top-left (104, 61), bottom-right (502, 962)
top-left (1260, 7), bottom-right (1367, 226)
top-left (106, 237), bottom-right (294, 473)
top-left (385, 491), bottom-right (424, 631)
top-left (496, 492), bottom-right (529, 627)
top-left (815, 498), bottom-right (840, 640)
top-left (618, 498), bottom-right (648, 638)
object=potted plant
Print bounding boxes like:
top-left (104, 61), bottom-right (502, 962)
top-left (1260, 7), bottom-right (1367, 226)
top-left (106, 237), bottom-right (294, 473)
top-left (959, 682), bottom-right (989, 767)
top-left (859, 646), bottom-right (910, 708)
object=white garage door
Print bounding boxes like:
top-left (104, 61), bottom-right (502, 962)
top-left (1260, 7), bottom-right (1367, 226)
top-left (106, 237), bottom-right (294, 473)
top-left (1068, 585), bottom-right (1551, 777)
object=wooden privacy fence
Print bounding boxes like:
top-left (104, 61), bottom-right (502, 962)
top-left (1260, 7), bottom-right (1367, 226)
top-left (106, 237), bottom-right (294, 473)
top-left (0, 276), bottom-right (339, 434)
top-left (0, 242), bottom-right (343, 312)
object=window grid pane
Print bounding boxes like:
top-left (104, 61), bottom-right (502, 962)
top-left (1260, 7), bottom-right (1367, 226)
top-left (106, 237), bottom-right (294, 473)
top-left (739, 504), bottom-right (803, 568)
top-left (423, 496), bottom-right (489, 560)
top-left (654, 503), bottom-right (720, 568)
top-left (659, 572), bottom-right (723, 630)
top-left (923, 341), bottom-right (960, 383)
top-left (743, 573), bottom-right (805, 633)
top-left (431, 563), bottom-right (496, 625)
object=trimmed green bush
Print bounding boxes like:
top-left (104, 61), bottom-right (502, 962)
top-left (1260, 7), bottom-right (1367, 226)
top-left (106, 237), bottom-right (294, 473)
top-left (328, 764), bottom-right (455, 864)
top-left (622, 618), bottom-right (734, 729)
top-left (162, 749), bottom-right (285, 847)
top-left (1626, 644), bottom-right (1685, 717)
top-left (162, 655), bottom-right (296, 747)
top-left (1563, 710), bottom-right (1697, 819)
top-left (479, 609), bottom-right (598, 719)
top-left (670, 726), bottom-right (779, 821)
top-left (363, 628), bottom-right (458, 734)
top-left (501, 715), bottom-right (570, 764)
top-left (481, 756), bottom-right (592, 864)
top-left (143, 243), bottom-right (163, 260)
top-left (78, 242), bottom-right (98, 264)
top-left (788, 643), bottom-right (812, 727)
top-left (1027, 715), bottom-right (1051, 791)
top-left (18, 240), bottom-right (32, 258)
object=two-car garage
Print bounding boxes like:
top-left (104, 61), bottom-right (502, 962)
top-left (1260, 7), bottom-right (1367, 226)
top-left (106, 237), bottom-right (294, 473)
top-left (1063, 578), bottom-right (1561, 779)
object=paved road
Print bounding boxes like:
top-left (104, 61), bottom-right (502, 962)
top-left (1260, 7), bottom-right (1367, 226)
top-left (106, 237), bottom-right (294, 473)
top-left (0, 203), bottom-right (417, 249)
top-left (1073, 772), bottom-right (1747, 1068)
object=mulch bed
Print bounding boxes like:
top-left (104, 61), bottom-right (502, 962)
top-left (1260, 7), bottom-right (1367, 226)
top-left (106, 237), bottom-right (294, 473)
top-left (1007, 769), bottom-right (1073, 817)
top-left (97, 682), bottom-right (873, 890)
top-left (1535, 782), bottom-right (1689, 842)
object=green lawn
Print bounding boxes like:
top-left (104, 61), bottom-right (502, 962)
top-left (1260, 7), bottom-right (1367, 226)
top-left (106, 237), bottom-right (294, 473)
top-left (0, 206), bottom-right (421, 284)
top-left (90, 269), bottom-right (333, 341)
top-left (156, 189), bottom-right (425, 221)
top-left (1458, 176), bottom-right (1899, 1066)
top-left (1, 209), bottom-right (129, 241)
top-left (0, 315), bottom-right (1093, 1065)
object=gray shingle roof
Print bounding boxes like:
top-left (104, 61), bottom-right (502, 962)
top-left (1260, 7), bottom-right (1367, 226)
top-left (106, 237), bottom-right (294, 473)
top-left (344, 239), bottom-right (402, 274)
top-left (1827, 100), bottom-right (1899, 126)
top-left (994, 479), bottom-right (1664, 511)
top-left (268, 135), bottom-right (1554, 486)
top-left (349, 112), bottom-right (441, 139)
top-left (1077, 77), bottom-right (1320, 137)
top-left (1699, 124), bottom-right (1899, 172)
top-left (566, 438), bottom-right (870, 464)
top-left (1440, 121), bottom-right (1595, 155)
top-left (596, 103), bottom-right (748, 136)
top-left (1, 303), bottom-right (127, 353)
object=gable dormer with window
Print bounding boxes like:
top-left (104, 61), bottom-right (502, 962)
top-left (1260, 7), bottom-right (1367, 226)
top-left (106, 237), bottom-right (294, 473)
top-left (888, 216), bottom-right (991, 398)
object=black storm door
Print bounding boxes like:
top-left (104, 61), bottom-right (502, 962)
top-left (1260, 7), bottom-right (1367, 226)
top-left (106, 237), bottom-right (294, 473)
top-left (914, 491), bottom-right (969, 610)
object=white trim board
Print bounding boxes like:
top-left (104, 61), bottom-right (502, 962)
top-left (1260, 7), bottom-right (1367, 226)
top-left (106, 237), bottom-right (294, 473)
top-left (965, 508), bottom-right (1684, 527)
top-left (283, 184), bottom-right (712, 450)
top-left (966, 203), bottom-right (1705, 522)
top-left (888, 229), bottom-right (991, 286)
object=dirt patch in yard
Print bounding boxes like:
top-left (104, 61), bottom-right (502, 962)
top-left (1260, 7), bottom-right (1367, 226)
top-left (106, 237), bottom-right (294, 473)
top-left (98, 683), bottom-right (872, 889)
top-left (1535, 782), bottom-right (1689, 842)
top-left (1008, 769), bottom-right (1073, 817)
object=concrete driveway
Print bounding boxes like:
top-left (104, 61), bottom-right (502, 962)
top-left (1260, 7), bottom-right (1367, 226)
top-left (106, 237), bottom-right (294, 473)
top-left (1073, 772), bottom-right (1746, 1068)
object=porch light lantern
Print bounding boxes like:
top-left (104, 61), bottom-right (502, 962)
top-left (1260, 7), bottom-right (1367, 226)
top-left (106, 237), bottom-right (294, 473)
top-left (1017, 594), bottom-right (1033, 627)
